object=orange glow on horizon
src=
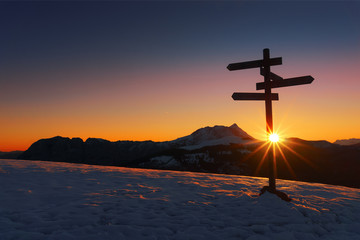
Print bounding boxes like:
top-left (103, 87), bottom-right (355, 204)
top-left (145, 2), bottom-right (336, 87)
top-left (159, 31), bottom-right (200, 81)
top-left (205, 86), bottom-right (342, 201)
top-left (2, 60), bottom-right (360, 152)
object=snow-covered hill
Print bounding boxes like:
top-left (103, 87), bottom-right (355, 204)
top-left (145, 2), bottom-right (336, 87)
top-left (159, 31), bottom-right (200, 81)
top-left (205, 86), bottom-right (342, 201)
top-left (1, 159), bottom-right (359, 240)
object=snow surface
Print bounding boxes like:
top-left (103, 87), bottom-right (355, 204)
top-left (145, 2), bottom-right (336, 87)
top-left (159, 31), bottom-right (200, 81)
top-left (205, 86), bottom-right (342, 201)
top-left (1, 159), bottom-right (360, 240)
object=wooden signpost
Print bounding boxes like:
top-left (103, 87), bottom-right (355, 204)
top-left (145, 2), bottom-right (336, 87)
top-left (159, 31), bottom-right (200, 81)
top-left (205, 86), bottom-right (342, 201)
top-left (232, 93), bottom-right (279, 101)
top-left (228, 48), bottom-right (314, 201)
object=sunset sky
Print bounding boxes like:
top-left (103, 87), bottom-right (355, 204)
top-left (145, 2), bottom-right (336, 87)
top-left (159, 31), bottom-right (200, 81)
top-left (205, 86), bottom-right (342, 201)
top-left (1, 1), bottom-right (360, 151)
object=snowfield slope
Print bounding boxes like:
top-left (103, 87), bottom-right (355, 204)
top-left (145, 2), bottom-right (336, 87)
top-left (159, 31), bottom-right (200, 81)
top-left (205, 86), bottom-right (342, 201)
top-left (1, 159), bottom-right (360, 240)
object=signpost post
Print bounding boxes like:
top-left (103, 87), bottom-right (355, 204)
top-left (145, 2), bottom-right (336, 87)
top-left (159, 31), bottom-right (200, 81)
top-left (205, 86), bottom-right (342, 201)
top-left (227, 48), bottom-right (314, 201)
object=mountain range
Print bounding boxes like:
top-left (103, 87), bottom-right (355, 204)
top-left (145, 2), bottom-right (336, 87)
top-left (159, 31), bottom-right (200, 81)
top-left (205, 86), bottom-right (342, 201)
top-left (0, 151), bottom-right (23, 159)
top-left (3, 124), bottom-right (360, 188)
top-left (17, 124), bottom-right (253, 166)
top-left (334, 138), bottom-right (360, 146)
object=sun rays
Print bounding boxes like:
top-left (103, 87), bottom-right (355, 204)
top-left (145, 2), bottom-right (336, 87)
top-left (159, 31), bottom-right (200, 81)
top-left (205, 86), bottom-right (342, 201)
top-left (243, 127), bottom-right (313, 181)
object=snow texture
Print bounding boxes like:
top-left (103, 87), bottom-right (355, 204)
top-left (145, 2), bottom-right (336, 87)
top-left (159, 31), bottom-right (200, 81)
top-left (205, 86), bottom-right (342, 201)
top-left (1, 159), bottom-right (360, 240)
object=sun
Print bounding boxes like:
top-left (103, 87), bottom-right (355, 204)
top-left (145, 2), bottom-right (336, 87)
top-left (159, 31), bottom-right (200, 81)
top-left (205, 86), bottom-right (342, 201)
top-left (269, 133), bottom-right (279, 143)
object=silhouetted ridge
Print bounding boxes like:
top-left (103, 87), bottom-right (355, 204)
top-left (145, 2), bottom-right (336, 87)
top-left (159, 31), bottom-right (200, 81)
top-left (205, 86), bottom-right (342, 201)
top-left (334, 138), bottom-right (360, 146)
top-left (17, 125), bottom-right (360, 188)
top-left (19, 124), bottom-right (253, 162)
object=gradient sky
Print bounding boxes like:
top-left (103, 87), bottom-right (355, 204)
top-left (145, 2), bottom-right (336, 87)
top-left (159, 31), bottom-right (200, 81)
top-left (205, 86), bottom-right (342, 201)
top-left (1, 1), bottom-right (360, 151)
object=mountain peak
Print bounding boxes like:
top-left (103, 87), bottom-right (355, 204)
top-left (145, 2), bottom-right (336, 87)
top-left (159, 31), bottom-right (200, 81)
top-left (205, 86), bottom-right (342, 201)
top-left (172, 124), bottom-right (255, 150)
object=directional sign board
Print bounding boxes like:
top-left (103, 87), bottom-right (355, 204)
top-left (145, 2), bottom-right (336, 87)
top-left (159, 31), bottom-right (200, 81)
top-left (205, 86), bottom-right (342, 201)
top-left (228, 49), bottom-right (313, 199)
top-left (227, 57), bottom-right (282, 71)
top-left (260, 68), bottom-right (283, 81)
top-left (232, 92), bottom-right (279, 101)
top-left (256, 76), bottom-right (314, 90)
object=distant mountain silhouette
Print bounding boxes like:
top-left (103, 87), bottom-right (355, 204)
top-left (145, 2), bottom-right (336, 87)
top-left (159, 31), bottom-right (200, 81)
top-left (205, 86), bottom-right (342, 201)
top-left (0, 151), bottom-right (23, 159)
top-left (334, 138), bottom-right (360, 146)
top-left (19, 124), bottom-right (254, 163)
top-left (15, 124), bottom-right (360, 188)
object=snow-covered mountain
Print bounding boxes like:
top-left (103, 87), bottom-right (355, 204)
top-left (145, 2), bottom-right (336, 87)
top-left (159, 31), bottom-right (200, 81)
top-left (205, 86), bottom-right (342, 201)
top-left (1, 159), bottom-right (359, 240)
top-left (334, 138), bottom-right (360, 146)
top-left (171, 123), bottom-right (254, 150)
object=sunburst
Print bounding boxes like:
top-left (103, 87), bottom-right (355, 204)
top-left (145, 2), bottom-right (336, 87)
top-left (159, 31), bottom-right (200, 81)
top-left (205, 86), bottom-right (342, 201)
top-left (245, 126), bottom-right (312, 181)
top-left (269, 133), bottom-right (279, 143)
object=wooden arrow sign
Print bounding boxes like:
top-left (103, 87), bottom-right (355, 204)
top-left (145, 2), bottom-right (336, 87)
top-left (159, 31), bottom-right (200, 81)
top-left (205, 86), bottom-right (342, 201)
top-left (256, 76), bottom-right (314, 90)
top-left (227, 57), bottom-right (282, 71)
top-left (232, 92), bottom-right (279, 101)
top-left (260, 68), bottom-right (283, 81)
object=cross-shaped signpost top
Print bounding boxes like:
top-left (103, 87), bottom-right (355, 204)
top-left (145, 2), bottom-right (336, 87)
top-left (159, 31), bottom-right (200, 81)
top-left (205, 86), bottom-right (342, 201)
top-left (228, 48), bottom-right (314, 201)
